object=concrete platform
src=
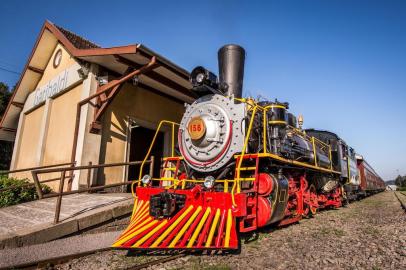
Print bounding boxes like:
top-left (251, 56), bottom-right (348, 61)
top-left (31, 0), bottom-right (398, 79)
top-left (0, 231), bottom-right (121, 269)
top-left (0, 193), bottom-right (134, 249)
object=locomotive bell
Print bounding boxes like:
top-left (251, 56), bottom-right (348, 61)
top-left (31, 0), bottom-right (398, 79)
top-left (298, 114), bottom-right (304, 129)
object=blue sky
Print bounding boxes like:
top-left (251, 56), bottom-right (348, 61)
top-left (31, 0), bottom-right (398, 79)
top-left (0, 0), bottom-right (405, 180)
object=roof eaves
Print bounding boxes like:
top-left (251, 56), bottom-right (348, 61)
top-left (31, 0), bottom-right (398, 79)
top-left (0, 22), bottom-right (50, 129)
top-left (136, 44), bottom-right (190, 80)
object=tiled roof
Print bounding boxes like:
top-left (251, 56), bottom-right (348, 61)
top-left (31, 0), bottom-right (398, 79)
top-left (55, 24), bottom-right (100, 49)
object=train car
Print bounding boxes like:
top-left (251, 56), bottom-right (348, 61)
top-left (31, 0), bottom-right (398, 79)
top-left (112, 45), bottom-right (382, 251)
top-left (304, 129), bottom-right (361, 201)
top-left (356, 155), bottom-right (385, 195)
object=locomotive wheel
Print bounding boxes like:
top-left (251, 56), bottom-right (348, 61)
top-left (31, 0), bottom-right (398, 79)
top-left (342, 188), bottom-right (349, 206)
top-left (308, 184), bottom-right (318, 216)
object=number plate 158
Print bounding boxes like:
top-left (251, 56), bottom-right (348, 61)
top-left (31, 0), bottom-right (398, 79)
top-left (188, 117), bottom-right (206, 140)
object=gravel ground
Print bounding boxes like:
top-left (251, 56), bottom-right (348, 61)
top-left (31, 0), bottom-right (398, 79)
top-left (52, 191), bottom-right (405, 270)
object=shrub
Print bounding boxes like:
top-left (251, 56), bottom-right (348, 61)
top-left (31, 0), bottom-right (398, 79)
top-left (0, 140), bottom-right (13, 170)
top-left (0, 175), bottom-right (51, 207)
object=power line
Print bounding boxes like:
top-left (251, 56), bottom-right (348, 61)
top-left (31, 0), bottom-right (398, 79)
top-left (0, 66), bottom-right (20, 75)
top-left (0, 59), bottom-right (20, 69)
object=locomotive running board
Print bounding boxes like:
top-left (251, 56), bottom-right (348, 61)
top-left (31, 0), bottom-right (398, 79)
top-left (112, 198), bottom-right (238, 250)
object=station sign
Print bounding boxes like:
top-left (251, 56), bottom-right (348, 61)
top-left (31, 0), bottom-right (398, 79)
top-left (30, 63), bottom-right (83, 109)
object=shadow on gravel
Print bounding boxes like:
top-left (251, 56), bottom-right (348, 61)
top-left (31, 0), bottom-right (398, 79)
top-left (240, 206), bottom-right (344, 243)
top-left (125, 248), bottom-right (241, 257)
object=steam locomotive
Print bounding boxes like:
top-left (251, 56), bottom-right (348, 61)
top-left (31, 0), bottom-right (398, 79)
top-left (113, 45), bottom-right (385, 251)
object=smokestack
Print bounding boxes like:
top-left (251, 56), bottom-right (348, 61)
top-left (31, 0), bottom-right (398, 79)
top-left (218, 44), bottom-right (245, 98)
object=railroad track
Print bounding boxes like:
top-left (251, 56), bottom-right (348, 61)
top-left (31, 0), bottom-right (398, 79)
top-left (123, 254), bottom-right (186, 270)
top-left (394, 192), bottom-right (406, 213)
top-left (2, 249), bottom-right (185, 270)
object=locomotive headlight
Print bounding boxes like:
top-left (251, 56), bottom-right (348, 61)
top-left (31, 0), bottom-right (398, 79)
top-left (196, 73), bottom-right (205, 83)
top-left (141, 174), bottom-right (152, 185)
top-left (190, 66), bottom-right (218, 90)
top-left (204, 176), bottom-right (215, 189)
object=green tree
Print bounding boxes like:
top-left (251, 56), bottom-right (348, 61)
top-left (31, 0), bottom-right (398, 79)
top-left (395, 175), bottom-right (402, 186)
top-left (0, 82), bottom-right (12, 119)
top-left (395, 175), bottom-right (406, 188)
top-left (0, 82), bottom-right (13, 170)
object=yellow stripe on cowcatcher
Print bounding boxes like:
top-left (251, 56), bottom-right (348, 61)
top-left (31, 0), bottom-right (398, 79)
top-left (112, 199), bottom-right (237, 249)
top-left (168, 206), bottom-right (202, 248)
top-left (150, 205), bottom-right (194, 247)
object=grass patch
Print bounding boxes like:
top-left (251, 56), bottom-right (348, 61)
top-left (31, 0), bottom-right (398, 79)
top-left (361, 226), bottom-right (380, 235)
top-left (202, 265), bottom-right (232, 270)
top-left (173, 264), bottom-right (231, 270)
top-left (362, 200), bottom-right (382, 207)
top-left (169, 257), bottom-right (231, 270)
top-left (316, 227), bottom-right (346, 237)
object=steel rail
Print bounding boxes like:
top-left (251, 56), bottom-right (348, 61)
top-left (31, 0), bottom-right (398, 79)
top-left (394, 192), bottom-right (406, 213)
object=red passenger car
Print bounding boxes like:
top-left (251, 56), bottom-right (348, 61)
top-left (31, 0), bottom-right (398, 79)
top-left (356, 155), bottom-right (385, 195)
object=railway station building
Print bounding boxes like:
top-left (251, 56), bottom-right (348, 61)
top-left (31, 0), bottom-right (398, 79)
top-left (0, 21), bottom-right (196, 191)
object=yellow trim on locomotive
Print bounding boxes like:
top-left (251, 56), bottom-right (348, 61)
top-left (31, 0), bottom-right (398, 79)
top-left (268, 120), bottom-right (288, 125)
top-left (206, 208), bottom-right (221, 247)
top-left (187, 207), bottom-right (211, 247)
top-left (224, 209), bottom-right (233, 248)
top-left (150, 205), bottom-right (194, 248)
top-left (346, 153), bottom-right (351, 184)
top-left (264, 104), bottom-right (287, 109)
top-left (132, 220), bottom-right (168, 247)
top-left (263, 109), bottom-right (267, 153)
top-left (312, 137), bottom-right (318, 166)
top-left (168, 206), bottom-right (202, 248)
top-left (137, 120), bottom-right (180, 182)
top-left (234, 153), bottom-right (341, 175)
top-left (233, 105), bottom-right (259, 201)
